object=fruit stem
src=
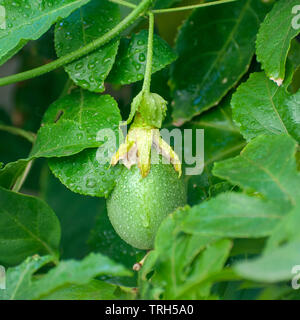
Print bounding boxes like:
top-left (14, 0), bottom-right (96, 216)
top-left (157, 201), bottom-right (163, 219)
top-left (142, 12), bottom-right (154, 94)
top-left (0, 0), bottom-right (153, 87)
top-left (132, 251), bottom-right (151, 271)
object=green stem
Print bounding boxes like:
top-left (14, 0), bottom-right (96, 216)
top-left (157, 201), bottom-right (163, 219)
top-left (0, 0), bottom-right (153, 87)
top-left (0, 124), bottom-right (36, 143)
top-left (153, 0), bottom-right (237, 13)
top-left (12, 160), bottom-right (34, 192)
top-left (58, 78), bottom-right (75, 99)
top-left (109, 0), bottom-right (136, 9)
top-left (142, 12), bottom-right (154, 93)
top-left (110, 0), bottom-right (237, 13)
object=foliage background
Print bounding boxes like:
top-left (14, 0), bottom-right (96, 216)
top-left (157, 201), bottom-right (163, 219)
top-left (0, 0), bottom-right (300, 300)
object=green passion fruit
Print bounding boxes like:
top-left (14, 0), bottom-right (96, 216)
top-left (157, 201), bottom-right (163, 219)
top-left (107, 160), bottom-right (187, 250)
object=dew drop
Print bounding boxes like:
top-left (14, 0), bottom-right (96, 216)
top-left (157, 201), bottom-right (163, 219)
top-left (87, 62), bottom-right (95, 70)
top-left (134, 62), bottom-right (141, 70)
top-left (78, 80), bottom-right (90, 89)
top-left (138, 53), bottom-right (146, 62)
top-left (86, 178), bottom-right (96, 188)
top-left (75, 62), bottom-right (83, 70)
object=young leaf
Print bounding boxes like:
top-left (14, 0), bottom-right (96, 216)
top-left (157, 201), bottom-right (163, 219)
top-left (29, 252), bottom-right (131, 300)
top-left (140, 188), bottom-right (286, 298)
top-left (49, 148), bottom-right (122, 198)
top-left (41, 280), bottom-right (119, 300)
top-left (0, 187), bottom-right (61, 266)
top-left (31, 90), bottom-right (121, 158)
top-left (140, 211), bottom-right (232, 300)
top-left (213, 134), bottom-right (300, 209)
top-left (231, 72), bottom-right (300, 142)
top-left (0, 255), bottom-right (54, 300)
top-left (235, 240), bottom-right (300, 282)
top-left (0, 0), bottom-right (90, 66)
top-left (1, 253), bottom-right (131, 300)
top-left (170, 0), bottom-right (272, 124)
top-left (256, 0), bottom-right (300, 85)
top-left (55, 1), bottom-right (120, 92)
top-left (180, 193), bottom-right (283, 238)
top-left (107, 30), bottom-right (177, 85)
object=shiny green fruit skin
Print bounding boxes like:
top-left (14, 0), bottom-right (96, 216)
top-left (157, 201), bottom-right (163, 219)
top-left (107, 163), bottom-right (187, 250)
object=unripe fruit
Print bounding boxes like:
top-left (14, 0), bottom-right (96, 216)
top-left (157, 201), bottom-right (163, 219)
top-left (107, 160), bottom-right (187, 250)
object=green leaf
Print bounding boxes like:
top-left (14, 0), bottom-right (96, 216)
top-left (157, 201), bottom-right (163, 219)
top-left (185, 96), bottom-right (245, 205)
top-left (285, 39), bottom-right (300, 88)
top-left (235, 240), bottom-right (300, 282)
top-left (49, 148), bottom-right (122, 197)
top-left (208, 182), bottom-right (233, 198)
top-left (0, 159), bottom-right (28, 189)
top-left (107, 30), bottom-right (177, 85)
top-left (256, 0), bottom-right (300, 84)
top-left (88, 202), bottom-right (144, 287)
top-left (42, 169), bottom-right (102, 259)
top-left (0, 255), bottom-right (54, 300)
top-left (170, 0), bottom-right (272, 124)
top-left (1, 253), bottom-right (131, 300)
top-left (0, 187), bottom-right (61, 266)
top-left (30, 253), bottom-right (131, 300)
top-left (140, 212), bottom-right (232, 300)
top-left (55, 1), bottom-right (120, 92)
top-left (41, 279), bottom-right (118, 300)
top-left (231, 72), bottom-right (300, 142)
top-left (0, 0), bottom-right (90, 66)
top-left (88, 203), bottom-right (144, 268)
top-left (213, 134), bottom-right (300, 210)
top-left (31, 90), bottom-right (121, 158)
top-left (141, 189), bottom-right (281, 298)
top-left (265, 202), bottom-right (300, 252)
top-left (180, 193), bottom-right (283, 238)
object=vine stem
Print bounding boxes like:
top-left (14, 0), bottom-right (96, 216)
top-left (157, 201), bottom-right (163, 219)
top-left (142, 12), bottom-right (154, 93)
top-left (153, 0), bottom-right (237, 13)
top-left (110, 0), bottom-right (238, 13)
top-left (0, 124), bottom-right (36, 143)
top-left (0, 0), bottom-right (153, 87)
top-left (109, 0), bottom-right (136, 8)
